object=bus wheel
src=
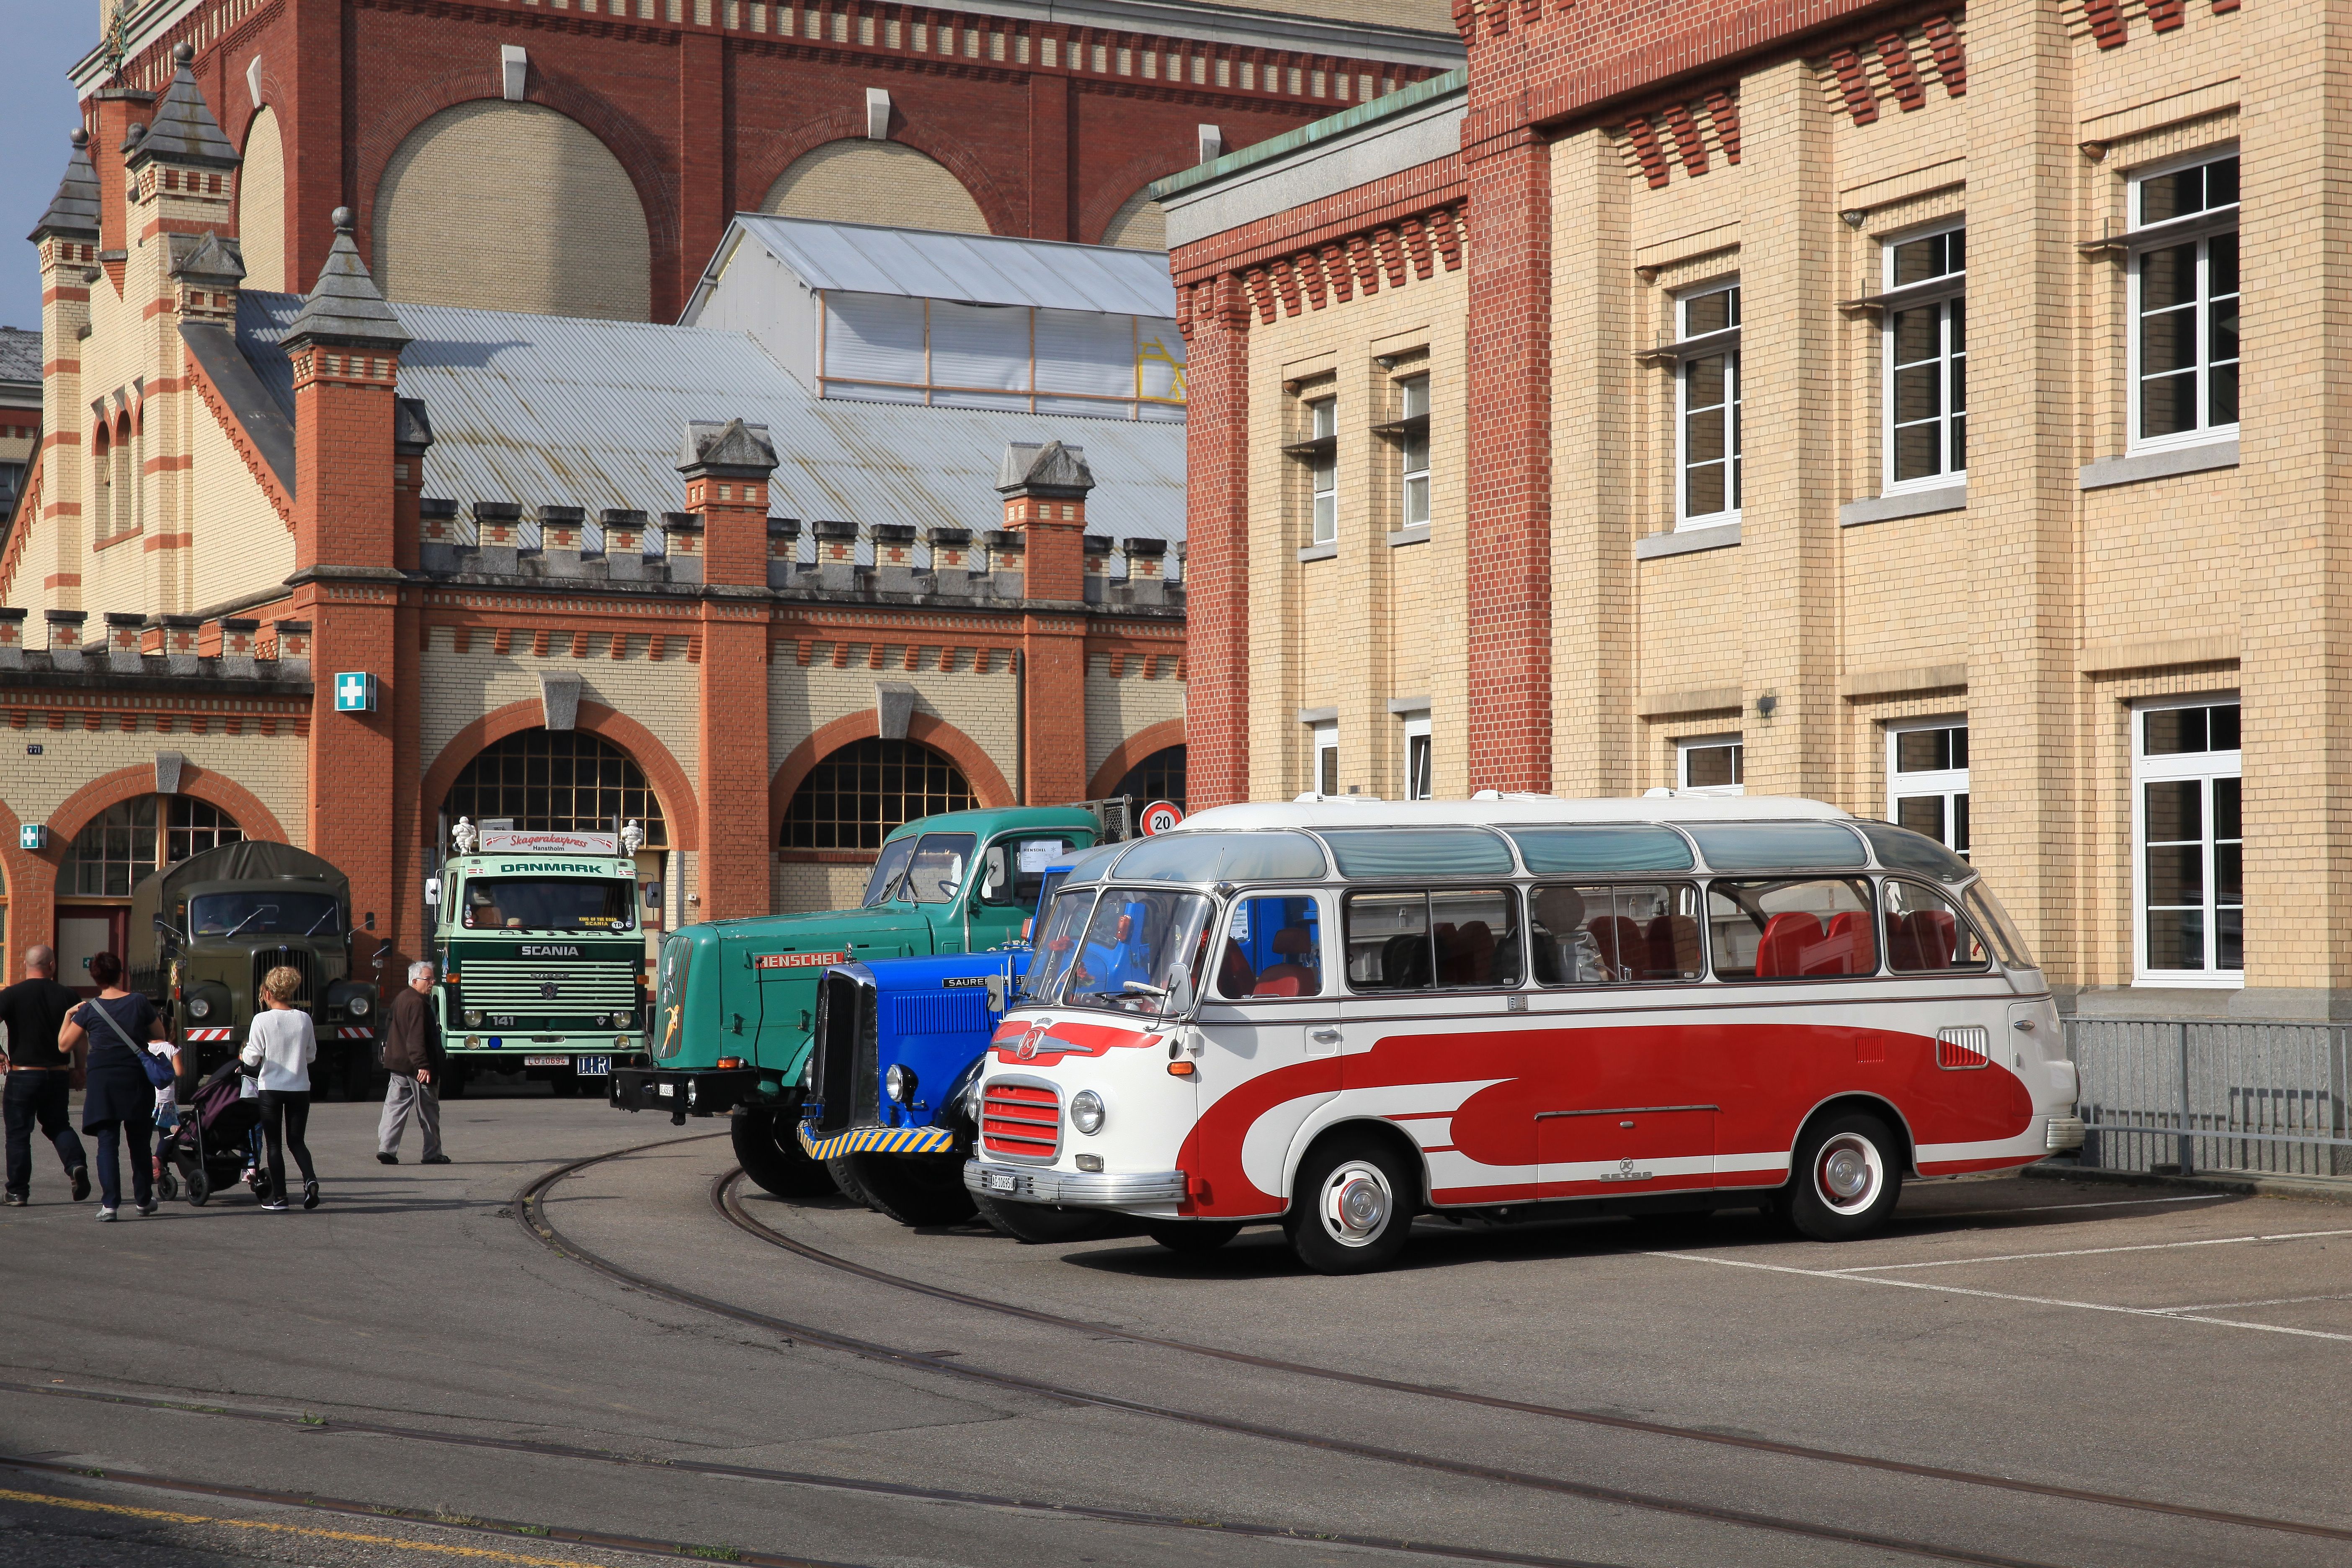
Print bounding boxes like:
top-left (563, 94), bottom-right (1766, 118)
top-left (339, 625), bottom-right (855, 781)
top-left (1145, 1220), bottom-right (1243, 1256)
top-left (976, 1192), bottom-right (1117, 1244)
top-left (843, 1153), bottom-right (977, 1227)
top-left (1284, 1134), bottom-right (1415, 1275)
top-left (1786, 1112), bottom-right (1903, 1242)
top-left (730, 1109), bottom-right (836, 1200)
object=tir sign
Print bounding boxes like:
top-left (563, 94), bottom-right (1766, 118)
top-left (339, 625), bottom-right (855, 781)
top-left (334, 671), bottom-right (377, 713)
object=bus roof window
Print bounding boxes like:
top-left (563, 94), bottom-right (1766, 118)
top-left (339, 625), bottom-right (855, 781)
top-left (1686, 822), bottom-right (1868, 872)
top-left (1055, 841), bottom-right (1126, 886)
top-left (1319, 828), bottom-right (1516, 879)
top-left (1509, 824), bottom-right (1695, 875)
top-left (1854, 820), bottom-right (1973, 882)
top-left (1112, 831), bottom-right (1328, 885)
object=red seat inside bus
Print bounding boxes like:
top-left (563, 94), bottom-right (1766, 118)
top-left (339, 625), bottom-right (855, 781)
top-left (1889, 908), bottom-right (1958, 970)
top-left (1756, 911), bottom-right (1877, 977)
top-left (1253, 926), bottom-right (1320, 996)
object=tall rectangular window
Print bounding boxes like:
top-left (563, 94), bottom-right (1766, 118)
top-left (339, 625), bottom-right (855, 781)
top-left (1882, 227), bottom-right (1965, 489)
top-left (1678, 735), bottom-right (1744, 795)
top-left (1309, 397), bottom-right (1338, 546)
top-left (1397, 374), bottom-right (1430, 529)
top-left (2130, 153), bottom-right (2239, 449)
top-left (2134, 698), bottom-right (2242, 980)
top-left (1313, 721), bottom-right (1340, 796)
top-left (1888, 721), bottom-right (1970, 858)
top-left (1402, 713), bottom-right (1431, 801)
top-left (1677, 284), bottom-right (1741, 526)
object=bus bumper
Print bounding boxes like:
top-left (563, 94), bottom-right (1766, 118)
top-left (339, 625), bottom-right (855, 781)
top-left (609, 1066), bottom-right (764, 1119)
top-left (963, 1158), bottom-right (1186, 1208)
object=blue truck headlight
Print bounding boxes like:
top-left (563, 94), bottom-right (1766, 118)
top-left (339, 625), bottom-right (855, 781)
top-left (885, 1063), bottom-right (916, 1104)
top-left (1070, 1089), bottom-right (1105, 1136)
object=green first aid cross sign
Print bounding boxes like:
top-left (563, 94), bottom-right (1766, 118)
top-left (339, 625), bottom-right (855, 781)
top-left (334, 671), bottom-right (377, 712)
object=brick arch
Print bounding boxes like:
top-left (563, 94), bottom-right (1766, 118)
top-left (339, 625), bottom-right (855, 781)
top-left (1077, 148), bottom-right (1195, 248)
top-left (769, 711), bottom-right (1014, 847)
top-left (738, 108), bottom-right (1021, 238)
top-left (1087, 718), bottom-right (1186, 801)
top-left (46, 762), bottom-right (293, 856)
top-left (419, 700), bottom-right (701, 851)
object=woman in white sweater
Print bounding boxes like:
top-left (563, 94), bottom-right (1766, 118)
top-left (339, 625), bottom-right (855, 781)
top-left (240, 965), bottom-right (320, 1212)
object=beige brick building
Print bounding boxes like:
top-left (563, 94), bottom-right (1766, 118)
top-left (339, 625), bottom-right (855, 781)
top-left (1164, 0), bottom-right (2329, 1018)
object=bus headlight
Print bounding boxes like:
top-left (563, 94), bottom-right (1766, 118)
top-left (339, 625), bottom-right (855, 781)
top-left (1070, 1089), bottom-right (1106, 1136)
top-left (885, 1064), bottom-right (916, 1104)
top-left (187, 997), bottom-right (211, 1020)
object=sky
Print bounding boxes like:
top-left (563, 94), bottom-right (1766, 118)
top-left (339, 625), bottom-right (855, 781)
top-left (0, 4), bottom-right (99, 331)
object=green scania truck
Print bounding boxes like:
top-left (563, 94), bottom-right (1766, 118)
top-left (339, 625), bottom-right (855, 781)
top-left (609, 806), bottom-right (1102, 1189)
top-left (430, 822), bottom-right (649, 1096)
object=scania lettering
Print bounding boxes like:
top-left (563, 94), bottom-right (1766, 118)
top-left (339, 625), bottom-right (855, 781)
top-left (430, 820), bottom-right (649, 1095)
top-left (966, 797), bottom-right (2081, 1274)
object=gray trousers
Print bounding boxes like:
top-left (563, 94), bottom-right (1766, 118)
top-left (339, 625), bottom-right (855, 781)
top-left (377, 1073), bottom-right (442, 1159)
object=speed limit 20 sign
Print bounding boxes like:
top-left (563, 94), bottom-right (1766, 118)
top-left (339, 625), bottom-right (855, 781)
top-left (1138, 800), bottom-right (1184, 835)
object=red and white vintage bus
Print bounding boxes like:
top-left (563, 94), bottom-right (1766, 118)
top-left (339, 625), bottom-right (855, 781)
top-left (964, 796), bottom-right (2084, 1274)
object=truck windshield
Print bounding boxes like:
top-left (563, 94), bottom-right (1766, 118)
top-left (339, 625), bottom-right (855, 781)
top-left (1060, 889), bottom-right (1216, 1017)
top-left (189, 891), bottom-right (341, 936)
top-left (861, 838), bottom-right (918, 907)
top-left (462, 878), bottom-right (636, 931)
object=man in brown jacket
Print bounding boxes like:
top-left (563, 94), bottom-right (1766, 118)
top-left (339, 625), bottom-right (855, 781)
top-left (376, 960), bottom-right (448, 1165)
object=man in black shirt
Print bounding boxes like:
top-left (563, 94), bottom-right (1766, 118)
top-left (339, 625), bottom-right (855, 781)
top-left (1, 945), bottom-right (90, 1204)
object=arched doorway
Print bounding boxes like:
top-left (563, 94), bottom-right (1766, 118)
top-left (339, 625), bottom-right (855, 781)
top-left (55, 796), bottom-right (242, 988)
top-left (761, 140), bottom-right (989, 234)
top-left (1112, 745), bottom-right (1186, 810)
top-left (439, 728), bottom-right (671, 938)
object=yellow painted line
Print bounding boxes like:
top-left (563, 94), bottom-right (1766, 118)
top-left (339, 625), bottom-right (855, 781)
top-left (0, 1487), bottom-right (614, 1567)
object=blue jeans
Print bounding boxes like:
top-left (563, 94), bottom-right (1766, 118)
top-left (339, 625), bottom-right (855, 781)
top-left (4, 1070), bottom-right (86, 1197)
top-left (86, 1112), bottom-right (154, 1210)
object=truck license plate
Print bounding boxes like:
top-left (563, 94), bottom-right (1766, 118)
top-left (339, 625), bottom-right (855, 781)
top-left (574, 1056), bottom-right (611, 1077)
top-left (523, 1055), bottom-right (567, 1066)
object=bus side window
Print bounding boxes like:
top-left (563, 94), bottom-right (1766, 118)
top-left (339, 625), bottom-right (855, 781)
top-left (1884, 879), bottom-right (1990, 972)
top-left (1708, 879), bottom-right (1878, 979)
top-left (1431, 889), bottom-right (1519, 988)
top-left (1530, 884), bottom-right (1703, 984)
top-left (1344, 891), bottom-right (1431, 992)
top-left (1219, 895), bottom-right (1323, 998)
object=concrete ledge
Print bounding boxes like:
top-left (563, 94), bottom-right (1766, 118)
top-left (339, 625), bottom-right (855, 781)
top-left (2025, 1160), bottom-right (2352, 1207)
top-left (1297, 542), bottom-right (1337, 563)
top-left (1842, 662), bottom-right (1967, 700)
top-left (1387, 525), bottom-right (1430, 547)
top-left (1635, 521), bottom-right (1741, 560)
top-left (1387, 694), bottom-right (1431, 714)
top-left (1296, 705), bottom-right (1338, 724)
top-left (1637, 684), bottom-right (1742, 719)
top-left (2079, 632), bottom-right (2239, 676)
top-left (1839, 484), bottom-right (1966, 528)
top-left (2079, 439), bottom-right (2238, 490)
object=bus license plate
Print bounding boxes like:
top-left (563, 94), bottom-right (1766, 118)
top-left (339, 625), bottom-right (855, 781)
top-left (985, 1170), bottom-right (1015, 1193)
top-left (574, 1056), bottom-right (611, 1077)
top-left (523, 1055), bottom-right (567, 1067)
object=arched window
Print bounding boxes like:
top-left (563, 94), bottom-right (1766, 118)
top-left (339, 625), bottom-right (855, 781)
top-left (61, 797), bottom-right (243, 897)
top-left (1113, 745), bottom-right (1186, 810)
top-left (782, 738), bottom-right (973, 851)
top-left (443, 729), bottom-right (669, 848)
top-left (90, 425), bottom-right (111, 542)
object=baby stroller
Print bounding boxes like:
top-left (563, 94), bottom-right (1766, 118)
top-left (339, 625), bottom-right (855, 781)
top-left (165, 1060), bottom-right (268, 1206)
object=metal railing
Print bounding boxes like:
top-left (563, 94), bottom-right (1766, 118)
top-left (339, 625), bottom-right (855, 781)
top-left (2068, 1018), bottom-right (2352, 1178)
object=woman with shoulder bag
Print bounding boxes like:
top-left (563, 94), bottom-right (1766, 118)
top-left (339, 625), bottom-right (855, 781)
top-left (56, 952), bottom-right (176, 1220)
top-left (242, 966), bottom-right (319, 1212)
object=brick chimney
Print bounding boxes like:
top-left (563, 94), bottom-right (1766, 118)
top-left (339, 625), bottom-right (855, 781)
top-left (994, 441), bottom-right (1093, 603)
top-left (283, 207), bottom-right (410, 571)
top-left (677, 418), bottom-right (779, 588)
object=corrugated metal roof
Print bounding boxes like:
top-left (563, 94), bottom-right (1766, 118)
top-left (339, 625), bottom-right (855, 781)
top-left (712, 216), bottom-right (1178, 317)
top-left (236, 294), bottom-right (1185, 546)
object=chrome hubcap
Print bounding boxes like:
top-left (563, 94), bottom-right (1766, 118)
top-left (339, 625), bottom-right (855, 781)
top-left (1814, 1134), bottom-right (1882, 1212)
top-left (1321, 1161), bottom-right (1393, 1247)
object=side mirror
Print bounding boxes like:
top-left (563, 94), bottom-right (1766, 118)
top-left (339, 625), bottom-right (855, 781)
top-left (423, 877), bottom-right (441, 908)
top-left (371, 939), bottom-right (393, 970)
top-left (1162, 968), bottom-right (1195, 1020)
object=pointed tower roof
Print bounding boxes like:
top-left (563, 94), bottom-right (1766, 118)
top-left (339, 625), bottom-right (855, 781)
top-left (28, 129), bottom-right (101, 242)
top-left (285, 208), bottom-right (411, 350)
top-left (678, 418), bottom-right (779, 475)
top-left (132, 44), bottom-right (239, 170)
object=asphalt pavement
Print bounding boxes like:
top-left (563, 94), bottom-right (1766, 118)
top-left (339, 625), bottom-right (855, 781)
top-left (6, 1085), bottom-right (2349, 1568)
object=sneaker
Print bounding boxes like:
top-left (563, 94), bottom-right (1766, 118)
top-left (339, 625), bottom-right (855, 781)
top-left (259, 1198), bottom-right (289, 1212)
top-left (4, 1191), bottom-right (24, 1207)
top-left (421, 1154), bottom-right (451, 1166)
top-left (135, 1199), bottom-right (159, 1217)
top-left (71, 1168), bottom-right (90, 1203)
top-left (376, 1152), bottom-right (398, 1166)
top-left (96, 1206), bottom-right (116, 1222)
top-left (302, 1181), bottom-right (320, 1211)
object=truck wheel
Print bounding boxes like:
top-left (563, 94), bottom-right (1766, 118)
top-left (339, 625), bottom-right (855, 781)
top-left (842, 1153), bottom-right (977, 1227)
top-left (824, 1156), bottom-right (872, 1208)
top-left (731, 1110), bottom-right (836, 1200)
top-left (441, 1065), bottom-right (469, 1099)
top-left (975, 1192), bottom-right (1117, 1244)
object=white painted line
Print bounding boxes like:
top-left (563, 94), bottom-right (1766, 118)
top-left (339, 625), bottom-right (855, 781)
top-left (1821, 1227), bottom-right (2352, 1274)
top-left (1645, 1250), bottom-right (2352, 1344)
top-left (2154, 1292), bottom-right (2352, 1315)
top-left (1927, 1194), bottom-right (2229, 1219)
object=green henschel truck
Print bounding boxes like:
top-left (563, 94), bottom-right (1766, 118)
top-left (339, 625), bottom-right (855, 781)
top-left (609, 806), bottom-right (1102, 1185)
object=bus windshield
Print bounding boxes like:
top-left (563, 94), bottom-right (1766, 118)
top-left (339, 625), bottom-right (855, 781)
top-left (463, 877), bottom-right (636, 932)
top-left (1060, 889), bottom-right (1216, 1016)
top-left (189, 891), bottom-right (342, 937)
top-left (1022, 887), bottom-right (1098, 1001)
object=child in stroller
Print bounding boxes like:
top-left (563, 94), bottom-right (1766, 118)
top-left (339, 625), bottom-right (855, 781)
top-left (163, 1059), bottom-right (270, 1205)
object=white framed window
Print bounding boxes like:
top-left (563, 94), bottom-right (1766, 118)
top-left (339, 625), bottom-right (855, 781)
top-left (1888, 720), bottom-right (1969, 858)
top-left (1676, 283), bottom-right (1741, 527)
top-left (1308, 397), bottom-right (1338, 545)
top-left (1397, 374), bottom-right (1430, 529)
top-left (1881, 227), bottom-right (1965, 491)
top-left (1677, 734), bottom-right (1744, 795)
top-left (2128, 151), bottom-right (2239, 453)
top-left (2133, 696), bottom-right (2241, 983)
top-left (1312, 720), bottom-right (1339, 796)
top-left (1402, 713), bottom-right (1431, 801)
